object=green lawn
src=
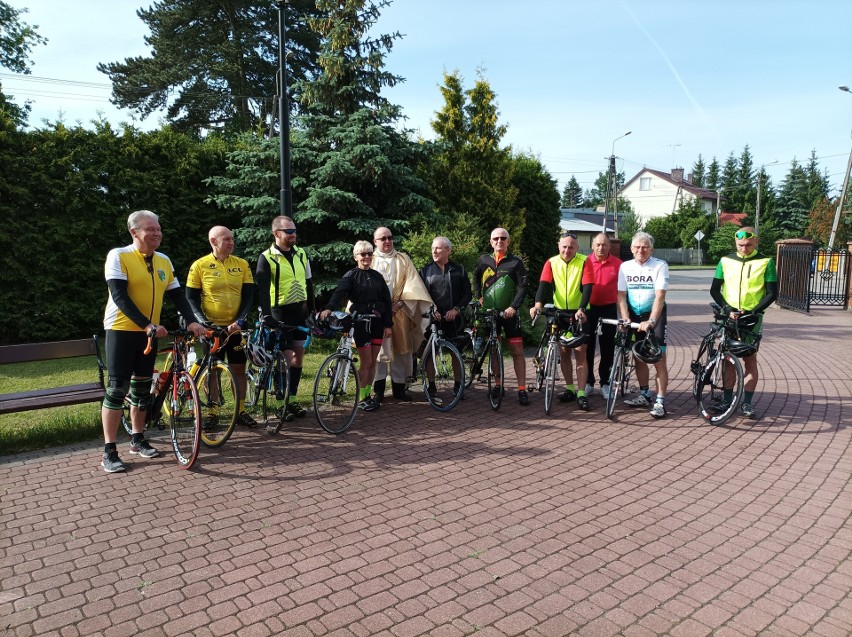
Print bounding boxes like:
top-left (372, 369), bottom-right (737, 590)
top-left (0, 338), bottom-right (339, 455)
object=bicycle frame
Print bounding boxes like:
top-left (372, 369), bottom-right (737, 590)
top-left (692, 303), bottom-right (745, 425)
top-left (410, 306), bottom-right (465, 412)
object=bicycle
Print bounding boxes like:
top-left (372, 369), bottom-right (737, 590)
top-left (691, 302), bottom-right (752, 426)
top-left (530, 304), bottom-right (561, 414)
top-left (467, 306), bottom-right (505, 410)
top-left (408, 305), bottom-right (465, 412)
top-left (312, 311), bottom-right (368, 435)
top-left (599, 317), bottom-right (641, 420)
top-left (186, 327), bottom-right (240, 448)
top-left (121, 328), bottom-right (201, 469)
top-left (459, 301), bottom-right (482, 390)
top-left (244, 315), bottom-right (312, 434)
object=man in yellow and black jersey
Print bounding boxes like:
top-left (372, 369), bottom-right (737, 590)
top-left (100, 210), bottom-right (206, 473)
top-left (472, 227), bottom-right (530, 405)
top-left (254, 215), bottom-right (315, 421)
top-left (186, 226), bottom-right (256, 427)
top-left (710, 227), bottom-right (778, 419)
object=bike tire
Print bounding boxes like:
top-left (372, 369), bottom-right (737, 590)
top-left (697, 351), bottom-right (744, 426)
top-left (543, 343), bottom-right (559, 415)
top-left (606, 347), bottom-right (625, 420)
top-left (422, 339), bottom-right (465, 412)
top-left (244, 360), bottom-right (260, 408)
top-left (169, 370), bottom-right (201, 469)
top-left (487, 340), bottom-right (504, 411)
top-left (264, 351), bottom-right (291, 434)
top-left (461, 332), bottom-right (477, 389)
top-left (197, 361), bottom-right (239, 448)
top-left (313, 353), bottom-right (359, 434)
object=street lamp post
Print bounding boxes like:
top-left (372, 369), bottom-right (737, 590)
top-left (755, 159), bottom-right (778, 235)
top-left (604, 131), bottom-right (631, 235)
top-left (277, 1), bottom-right (292, 218)
top-left (828, 86), bottom-right (852, 249)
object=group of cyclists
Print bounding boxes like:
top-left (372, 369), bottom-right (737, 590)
top-left (98, 210), bottom-right (777, 474)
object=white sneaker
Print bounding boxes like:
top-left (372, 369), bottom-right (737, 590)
top-left (601, 384), bottom-right (610, 400)
top-left (584, 384), bottom-right (594, 396)
top-left (650, 401), bottom-right (667, 418)
top-left (624, 394), bottom-right (651, 407)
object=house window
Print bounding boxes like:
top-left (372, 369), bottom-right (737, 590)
top-left (640, 177), bottom-right (651, 191)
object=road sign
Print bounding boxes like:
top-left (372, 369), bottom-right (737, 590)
top-left (694, 230), bottom-right (705, 241)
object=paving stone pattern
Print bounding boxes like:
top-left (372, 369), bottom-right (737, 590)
top-left (1, 299), bottom-right (850, 636)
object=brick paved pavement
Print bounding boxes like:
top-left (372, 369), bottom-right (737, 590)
top-left (2, 297), bottom-right (850, 637)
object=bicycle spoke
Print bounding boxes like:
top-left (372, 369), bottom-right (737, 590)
top-left (198, 362), bottom-right (239, 448)
top-left (422, 339), bottom-right (464, 412)
top-left (169, 371), bottom-right (200, 469)
top-left (313, 353), bottom-right (358, 434)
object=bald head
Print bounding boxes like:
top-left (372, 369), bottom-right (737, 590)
top-left (374, 227), bottom-right (395, 253)
top-left (209, 226), bottom-right (234, 259)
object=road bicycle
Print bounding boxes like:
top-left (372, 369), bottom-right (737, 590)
top-left (459, 302), bottom-right (482, 390)
top-left (244, 316), bottom-right (311, 434)
top-left (691, 302), bottom-right (752, 426)
top-left (468, 306), bottom-right (505, 410)
top-left (312, 311), bottom-right (370, 435)
top-left (530, 304), bottom-right (561, 414)
top-left (599, 318), bottom-right (641, 420)
top-left (121, 328), bottom-right (201, 469)
top-left (408, 305), bottom-right (465, 412)
top-left (186, 327), bottom-right (240, 448)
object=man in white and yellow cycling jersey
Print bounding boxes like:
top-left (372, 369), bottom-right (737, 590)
top-left (100, 210), bottom-right (206, 473)
top-left (710, 226), bottom-right (778, 420)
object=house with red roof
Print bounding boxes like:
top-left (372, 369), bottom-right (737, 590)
top-left (619, 167), bottom-right (720, 222)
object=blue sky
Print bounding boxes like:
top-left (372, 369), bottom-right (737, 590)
top-left (7, 0), bottom-right (852, 196)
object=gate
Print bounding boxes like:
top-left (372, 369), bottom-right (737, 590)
top-left (777, 245), bottom-right (850, 313)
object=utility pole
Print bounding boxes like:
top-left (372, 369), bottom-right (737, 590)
top-left (277, 1), bottom-right (292, 218)
top-left (604, 131), bottom-right (631, 235)
top-left (827, 142), bottom-right (852, 250)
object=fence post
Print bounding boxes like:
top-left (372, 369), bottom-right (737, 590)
top-left (847, 241), bottom-right (852, 312)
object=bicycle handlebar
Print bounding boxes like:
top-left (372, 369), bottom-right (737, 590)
top-left (143, 328), bottom-right (195, 355)
top-left (600, 318), bottom-right (642, 330)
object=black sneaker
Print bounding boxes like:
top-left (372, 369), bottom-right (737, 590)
top-left (577, 395), bottom-right (589, 411)
top-left (489, 386), bottom-right (504, 400)
top-left (358, 397), bottom-right (379, 412)
top-left (202, 414), bottom-right (219, 432)
top-left (558, 389), bottom-right (576, 403)
top-left (129, 438), bottom-right (160, 458)
top-left (101, 450), bottom-right (126, 473)
top-left (287, 401), bottom-right (307, 418)
top-left (518, 389), bottom-right (529, 406)
top-left (237, 412), bottom-right (258, 428)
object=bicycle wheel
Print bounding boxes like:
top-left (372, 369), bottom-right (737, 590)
top-left (313, 353), bottom-right (359, 434)
top-left (606, 347), bottom-right (625, 420)
top-left (460, 332), bottom-right (477, 389)
top-left (543, 342), bottom-right (559, 415)
top-left (197, 361), bottom-right (239, 448)
top-left (530, 334), bottom-right (547, 393)
top-left (169, 370), bottom-right (201, 469)
top-left (422, 339), bottom-right (465, 412)
top-left (244, 361), bottom-right (260, 409)
top-left (487, 339), bottom-right (504, 410)
top-left (697, 351), bottom-right (744, 426)
top-left (264, 351), bottom-right (291, 434)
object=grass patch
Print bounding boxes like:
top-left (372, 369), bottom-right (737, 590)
top-left (1, 342), bottom-right (338, 456)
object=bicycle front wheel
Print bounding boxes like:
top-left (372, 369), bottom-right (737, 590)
top-left (697, 351), bottom-right (744, 426)
top-left (461, 333), bottom-right (477, 389)
top-left (606, 347), bottom-right (625, 420)
top-left (543, 343), bottom-right (559, 415)
top-left (313, 353), bottom-right (359, 434)
top-left (422, 339), bottom-right (465, 412)
top-left (169, 370), bottom-right (200, 469)
top-left (487, 339), bottom-right (504, 410)
top-left (197, 361), bottom-right (239, 448)
top-left (264, 351), bottom-right (291, 434)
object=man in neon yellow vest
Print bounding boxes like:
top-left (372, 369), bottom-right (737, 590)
top-left (710, 227), bottom-right (778, 419)
top-left (255, 215), bottom-right (314, 423)
top-left (530, 232), bottom-right (592, 411)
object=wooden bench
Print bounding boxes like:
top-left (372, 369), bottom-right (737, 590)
top-left (0, 336), bottom-right (106, 415)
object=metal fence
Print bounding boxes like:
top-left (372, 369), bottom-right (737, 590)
top-left (653, 248), bottom-right (704, 265)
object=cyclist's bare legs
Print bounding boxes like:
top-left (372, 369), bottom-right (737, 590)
top-left (507, 337), bottom-right (526, 387)
top-left (358, 344), bottom-right (381, 391)
top-left (231, 362), bottom-right (248, 402)
top-left (742, 353), bottom-right (758, 393)
top-left (634, 354), bottom-right (668, 396)
top-left (284, 342), bottom-right (305, 368)
top-left (558, 344), bottom-right (589, 390)
top-left (101, 407), bottom-right (122, 443)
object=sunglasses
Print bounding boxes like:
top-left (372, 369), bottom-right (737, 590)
top-left (735, 230), bottom-right (757, 240)
top-left (357, 251), bottom-right (374, 257)
top-left (376, 236), bottom-right (393, 242)
top-left (491, 236), bottom-right (508, 241)
top-left (275, 228), bottom-right (297, 235)
top-left (561, 232), bottom-right (578, 239)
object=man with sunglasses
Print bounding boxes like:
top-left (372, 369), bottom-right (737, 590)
top-left (255, 215), bottom-right (315, 422)
top-left (474, 228), bottom-right (530, 405)
top-left (710, 227), bottom-right (777, 419)
top-left (530, 232), bottom-right (592, 410)
top-left (371, 227), bottom-right (433, 402)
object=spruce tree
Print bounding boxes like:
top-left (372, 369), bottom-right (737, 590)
top-left (690, 154), bottom-right (706, 187)
top-left (561, 176), bottom-right (584, 208)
